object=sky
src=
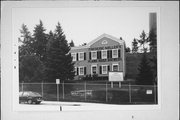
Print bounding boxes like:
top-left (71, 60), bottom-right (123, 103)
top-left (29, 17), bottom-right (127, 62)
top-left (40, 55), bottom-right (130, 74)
top-left (13, 7), bottom-right (157, 48)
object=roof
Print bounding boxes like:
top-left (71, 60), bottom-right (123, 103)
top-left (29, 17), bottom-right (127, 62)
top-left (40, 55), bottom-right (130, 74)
top-left (71, 33), bottom-right (125, 50)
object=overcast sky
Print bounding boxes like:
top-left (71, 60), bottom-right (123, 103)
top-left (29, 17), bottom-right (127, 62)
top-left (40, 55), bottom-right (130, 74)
top-left (13, 7), bottom-right (157, 48)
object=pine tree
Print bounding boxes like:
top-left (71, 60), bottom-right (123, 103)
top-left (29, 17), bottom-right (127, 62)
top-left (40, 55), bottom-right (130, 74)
top-left (148, 28), bottom-right (157, 54)
top-left (19, 24), bottom-right (44, 82)
top-left (136, 53), bottom-right (154, 85)
top-left (19, 24), bottom-right (34, 56)
top-left (125, 47), bottom-right (131, 53)
top-left (131, 38), bottom-right (138, 53)
top-left (32, 20), bottom-right (47, 62)
top-left (45, 22), bottom-right (75, 82)
top-left (148, 28), bottom-right (157, 84)
top-left (138, 30), bottom-right (149, 53)
top-left (69, 40), bottom-right (75, 47)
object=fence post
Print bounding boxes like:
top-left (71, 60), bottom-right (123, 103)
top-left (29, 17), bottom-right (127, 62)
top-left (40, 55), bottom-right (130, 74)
top-left (62, 81), bottom-right (64, 100)
top-left (106, 82), bottom-right (108, 102)
top-left (129, 83), bottom-right (132, 103)
top-left (84, 81), bottom-right (87, 101)
top-left (154, 84), bottom-right (156, 104)
top-left (57, 84), bottom-right (59, 101)
top-left (41, 82), bottom-right (43, 98)
top-left (22, 81), bottom-right (24, 92)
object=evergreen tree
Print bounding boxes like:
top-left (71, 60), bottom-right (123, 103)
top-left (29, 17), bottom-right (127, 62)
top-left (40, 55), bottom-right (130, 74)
top-left (148, 28), bottom-right (157, 54)
top-left (131, 38), bottom-right (138, 53)
top-left (45, 22), bottom-right (75, 82)
top-left (138, 30), bottom-right (149, 53)
top-left (19, 24), bottom-right (44, 82)
top-left (136, 53), bottom-right (154, 85)
top-left (19, 24), bottom-right (34, 56)
top-left (32, 20), bottom-right (47, 62)
top-left (125, 47), bottom-right (131, 53)
top-left (19, 55), bottom-right (44, 83)
top-left (148, 28), bottom-right (157, 84)
top-left (69, 40), bottom-right (75, 47)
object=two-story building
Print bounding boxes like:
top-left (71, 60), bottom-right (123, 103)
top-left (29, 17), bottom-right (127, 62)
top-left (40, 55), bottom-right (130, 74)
top-left (70, 33), bottom-right (126, 80)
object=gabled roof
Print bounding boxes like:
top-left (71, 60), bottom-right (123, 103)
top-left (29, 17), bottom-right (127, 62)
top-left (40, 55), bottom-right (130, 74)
top-left (71, 33), bottom-right (125, 50)
top-left (86, 33), bottom-right (125, 47)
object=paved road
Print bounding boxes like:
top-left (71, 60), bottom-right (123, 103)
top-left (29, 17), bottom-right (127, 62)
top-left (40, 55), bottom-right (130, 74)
top-left (18, 101), bottom-right (119, 111)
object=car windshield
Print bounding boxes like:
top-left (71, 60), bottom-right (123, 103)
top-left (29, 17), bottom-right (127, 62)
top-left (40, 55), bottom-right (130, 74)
top-left (29, 92), bottom-right (41, 96)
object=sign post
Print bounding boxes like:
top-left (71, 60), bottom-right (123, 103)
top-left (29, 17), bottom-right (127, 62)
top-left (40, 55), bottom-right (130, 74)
top-left (56, 79), bottom-right (60, 101)
top-left (109, 72), bottom-right (124, 88)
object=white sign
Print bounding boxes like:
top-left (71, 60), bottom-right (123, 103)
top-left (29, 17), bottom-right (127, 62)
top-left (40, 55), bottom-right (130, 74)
top-left (146, 90), bottom-right (153, 94)
top-left (109, 72), bottom-right (124, 82)
top-left (56, 79), bottom-right (60, 84)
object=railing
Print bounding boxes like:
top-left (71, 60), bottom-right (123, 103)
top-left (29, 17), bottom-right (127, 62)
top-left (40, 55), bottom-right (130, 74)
top-left (19, 82), bottom-right (157, 104)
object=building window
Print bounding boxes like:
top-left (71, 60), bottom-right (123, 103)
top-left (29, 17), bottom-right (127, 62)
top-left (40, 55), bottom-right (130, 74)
top-left (79, 66), bottom-right (84, 75)
top-left (102, 65), bottom-right (108, 74)
top-left (112, 64), bottom-right (119, 71)
top-left (112, 49), bottom-right (118, 58)
top-left (102, 40), bottom-right (108, 44)
top-left (79, 52), bottom-right (84, 61)
top-left (71, 53), bottom-right (76, 61)
top-left (91, 51), bottom-right (97, 60)
top-left (101, 50), bottom-right (107, 59)
top-left (91, 65), bottom-right (97, 74)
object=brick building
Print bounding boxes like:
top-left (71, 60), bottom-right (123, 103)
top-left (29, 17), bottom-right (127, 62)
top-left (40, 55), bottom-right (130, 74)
top-left (70, 33), bottom-right (126, 80)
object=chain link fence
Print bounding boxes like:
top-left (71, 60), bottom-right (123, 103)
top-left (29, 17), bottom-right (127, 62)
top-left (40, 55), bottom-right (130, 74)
top-left (19, 82), bottom-right (157, 104)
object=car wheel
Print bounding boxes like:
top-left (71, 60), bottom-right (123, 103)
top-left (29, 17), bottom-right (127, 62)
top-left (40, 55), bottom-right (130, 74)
top-left (27, 99), bottom-right (32, 104)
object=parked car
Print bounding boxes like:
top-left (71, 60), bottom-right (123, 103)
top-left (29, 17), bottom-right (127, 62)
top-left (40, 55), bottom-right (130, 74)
top-left (19, 91), bottom-right (43, 104)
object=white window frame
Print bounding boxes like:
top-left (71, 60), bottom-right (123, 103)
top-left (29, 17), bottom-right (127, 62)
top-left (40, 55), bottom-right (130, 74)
top-left (79, 66), bottom-right (84, 75)
top-left (112, 49), bottom-right (118, 58)
top-left (71, 53), bottom-right (76, 61)
top-left (78, 52), bottom-right (84, 61)
top-left (101, 50), bottom-right (107, 59)
top-left (91, 65), bottom-right (97, 75)
top-left (91, 51), bottom-right (97, 60)
top-left (102, 65), bottom-right (108, 74)
top-left (112, 63), bottom-right (119, 71)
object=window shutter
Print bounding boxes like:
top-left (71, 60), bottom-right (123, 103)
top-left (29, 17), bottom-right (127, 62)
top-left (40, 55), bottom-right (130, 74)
top-left (108, 65), bottom-right (110, 71)
top-left (99, 66), bottom-right (102, 74)
top-left (84, 67), bottom-right (86, 75)
top-left (97, 51), bottom-right (99, 59)
top-left (107, 50), bottom-right (110, 58)
top-left (110, 50), bottom-right (112, 58)
top-left (76, 53), bottom-right (78, 61)
top-left (77, 67), bottom-right (79, 75)
top-left (89, 52), bottom-right (91, 60)
top-left (99, 51), bottom-right (101, 59)
top-left (84, 52), bottom-right (86, 60)
top-left (118, 49), bottom-right (121, 58)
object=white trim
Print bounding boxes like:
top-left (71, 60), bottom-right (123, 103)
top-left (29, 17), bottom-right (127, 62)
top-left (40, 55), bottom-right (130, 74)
top-left (91, 64), bottom-right (97, 75)
top-left (112, 63), bottom-right (119, 71)
top-left (102, 65), bottom-right (108, 74)
top-left (87, 33), bottom-right (125, 47)
top-left (91, 51), bottom-right (97, 60)
top-left (78, 52), bottom-right (84, 61)
top-left (112, 49), bottom-right (118, 58)
top-left (71, 53), bottom-right (76, 61)
top-left (79, 66), bottom-right (84, 75)
top-left (101, 50), bottom-right (107, 59)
